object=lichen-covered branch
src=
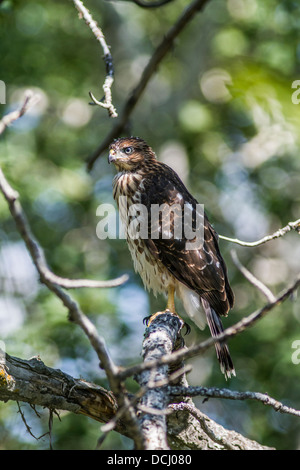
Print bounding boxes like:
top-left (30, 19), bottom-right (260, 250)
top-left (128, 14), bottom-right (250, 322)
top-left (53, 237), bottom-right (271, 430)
top-left (0, 351), bottom-right (130, 435)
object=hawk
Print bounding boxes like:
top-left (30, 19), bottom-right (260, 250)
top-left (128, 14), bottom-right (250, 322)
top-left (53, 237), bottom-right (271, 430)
top-left (109, 137), bottom-right (235, 379)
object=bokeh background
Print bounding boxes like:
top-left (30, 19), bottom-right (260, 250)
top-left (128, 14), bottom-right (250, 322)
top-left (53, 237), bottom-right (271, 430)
top-left (0, 0), bottom-right (300, 450)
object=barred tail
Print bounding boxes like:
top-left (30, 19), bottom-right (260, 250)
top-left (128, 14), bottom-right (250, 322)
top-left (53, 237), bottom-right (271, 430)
top-left (201, 299), bottom-right (235, 380)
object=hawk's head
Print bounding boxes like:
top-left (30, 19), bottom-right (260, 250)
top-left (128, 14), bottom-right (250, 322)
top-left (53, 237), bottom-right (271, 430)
top-left (108, 137), bottom-right (156, 171)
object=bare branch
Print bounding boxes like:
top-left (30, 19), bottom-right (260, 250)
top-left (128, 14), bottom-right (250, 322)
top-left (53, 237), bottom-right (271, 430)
top-left (168, 385), bottom-right (300, 419)
top-left (0, 90), bottom-right (40, 135)
top-left (72, 0), bottom-right (118, 118)
top-left (231, 249), bottom-right (276, 303)
top-left (219, 218), bottom-right (300, 247)
top-left (87, 0), bottom-right (211, 170)
top-left (0, 352), bottom-right (125, 430)
top-left (37, 271), bottom-right (128, 289)
top-left (17, 402), bottom-right (49, 442)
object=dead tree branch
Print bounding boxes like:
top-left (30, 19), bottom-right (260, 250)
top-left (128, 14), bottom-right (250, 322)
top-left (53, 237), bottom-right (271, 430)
top-left (73, 0), bottom-right (118, 118)
top-left (0, 90), bottom-right (40, 135)
top-left (136, 312), bottom-right (184, 450)
top-left (87, 0), bottom-right (211, 170)
top-left (1, 323), bottom-right (278, 450)
top-left (231, 249), bottom-right (276, 303)
top-left (168, 385), bottom-right (300, 418)
top-left (0, 351), bottom-right (128, 435)
top-left (219, 218), bottom-right (300, 247)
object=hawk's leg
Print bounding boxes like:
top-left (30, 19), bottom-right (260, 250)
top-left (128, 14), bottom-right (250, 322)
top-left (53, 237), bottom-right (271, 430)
top-left (143, 286), bottom-right (191, 334)
top-left (166, 285), bottom-right (176, 312)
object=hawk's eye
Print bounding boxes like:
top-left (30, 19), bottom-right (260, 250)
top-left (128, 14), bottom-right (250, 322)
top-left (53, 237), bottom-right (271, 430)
top-left (123, 146), bottom-right (133, 155)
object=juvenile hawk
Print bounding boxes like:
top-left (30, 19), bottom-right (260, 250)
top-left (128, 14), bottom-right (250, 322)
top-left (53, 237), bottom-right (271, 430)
top-left (109, 137), bottom-right (235, 379)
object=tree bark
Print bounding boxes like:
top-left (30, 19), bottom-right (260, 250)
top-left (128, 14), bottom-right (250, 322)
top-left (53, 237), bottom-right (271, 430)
top-left (136, 312), bottom-right (184, 449)
top-left (0, 350), bottom-right (127, 437)
top-left (135, 313), bottom-right (273, 450)
top-left (0, 324), bottom-right (274, 450)
top-left (167, 404), bottom-right (273, 450)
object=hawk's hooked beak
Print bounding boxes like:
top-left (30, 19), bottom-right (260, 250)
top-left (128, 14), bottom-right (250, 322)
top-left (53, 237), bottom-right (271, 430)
top-left (108, 149), bottom-right (116, 164)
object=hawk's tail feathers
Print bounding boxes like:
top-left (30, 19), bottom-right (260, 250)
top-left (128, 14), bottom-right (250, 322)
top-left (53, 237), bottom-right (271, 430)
top-left (201, 299), bottom-right (236, 380)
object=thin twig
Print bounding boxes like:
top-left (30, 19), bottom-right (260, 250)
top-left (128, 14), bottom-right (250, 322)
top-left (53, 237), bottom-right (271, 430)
top-left (17, 402), bottom-right (49, 441)
top-left (0, 90), bottom-right (40, 135)
top-left (219, 219), bottom-right (300, 247)
top-left (48, 408), bottom-right (54, 450)
top-left (231, 249), bottom-right (276, 303)
top-left (168, 385), bottom-right (300, 418)
top-left (87, 0), bottom-right (211, 170)
top-left (72, 0), bottom-right (118, 118)
top-left (35, 271), bottom-right (128, 289)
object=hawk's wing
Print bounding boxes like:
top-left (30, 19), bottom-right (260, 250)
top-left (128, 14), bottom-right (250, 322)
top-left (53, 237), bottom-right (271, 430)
top-left (141, 162), bottom-right (234, 317)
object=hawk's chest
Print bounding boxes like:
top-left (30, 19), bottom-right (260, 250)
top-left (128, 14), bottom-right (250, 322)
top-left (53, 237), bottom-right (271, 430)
top-left (113, 171), bottom-right (143, 199)
top-left (112, 172), bottom-right (144, 226)
top-left (112, 171), bottom-right (173, 294)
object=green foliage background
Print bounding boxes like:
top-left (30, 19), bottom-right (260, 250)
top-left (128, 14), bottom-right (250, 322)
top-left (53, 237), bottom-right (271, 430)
top-left (0, 0), bottom-right (300, 450)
